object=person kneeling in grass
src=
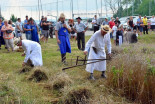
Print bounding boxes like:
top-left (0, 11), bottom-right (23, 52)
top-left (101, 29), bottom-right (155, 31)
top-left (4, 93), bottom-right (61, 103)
top-left (15, 39), bottom-right (43, 67)
top-left (84, 25), bottom-right (112, 80)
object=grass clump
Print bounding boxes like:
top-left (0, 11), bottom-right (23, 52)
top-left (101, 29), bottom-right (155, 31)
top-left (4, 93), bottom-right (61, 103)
top-left (28, 67), bottom-right (48, 82)
top-left (62, 85), bottom-right (93, 104)
top-left (47, 72), bottom-right (73, 91)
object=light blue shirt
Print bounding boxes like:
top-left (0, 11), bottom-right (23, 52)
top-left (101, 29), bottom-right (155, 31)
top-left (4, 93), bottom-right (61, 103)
top-left (74, 22), bottom-right (87, 33)
top-left (55, 21), bottom-right (70, 31)
top-left (137, 18), bottom-right (141, 26)
top-left (24, 20), bottom-right (28, 24)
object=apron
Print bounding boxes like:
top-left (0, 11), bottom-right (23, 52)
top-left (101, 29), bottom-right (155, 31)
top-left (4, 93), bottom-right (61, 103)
top-left (58, 27), bottom-right (71, 54)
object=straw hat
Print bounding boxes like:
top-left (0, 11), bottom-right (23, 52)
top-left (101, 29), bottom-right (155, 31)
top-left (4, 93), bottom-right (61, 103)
top-left (101, 25), bottom-right (112, 33)
top-left (59, 13), bottom-right (65, 18)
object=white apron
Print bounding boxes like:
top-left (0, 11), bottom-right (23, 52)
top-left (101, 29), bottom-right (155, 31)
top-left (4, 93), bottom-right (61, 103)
top-left (85, 30), bottom-right (111, 73)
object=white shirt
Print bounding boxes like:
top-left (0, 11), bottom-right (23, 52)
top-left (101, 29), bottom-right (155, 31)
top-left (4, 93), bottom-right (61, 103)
top-left (85, 30), bottom-right (111, 54)
top-left (22, 40), bottom-right (43, 66)
top-left (15, 21), bottom-right (23, 31)
top-left (150, 18), bottom-right (155, 25)
top-left (112, 26), bottom-right (117, 37)
top-left (92, 19), bottom-right (97, 26)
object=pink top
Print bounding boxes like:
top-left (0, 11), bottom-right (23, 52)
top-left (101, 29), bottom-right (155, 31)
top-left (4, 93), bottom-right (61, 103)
top-left (1, 24), bottom-right (14, 39)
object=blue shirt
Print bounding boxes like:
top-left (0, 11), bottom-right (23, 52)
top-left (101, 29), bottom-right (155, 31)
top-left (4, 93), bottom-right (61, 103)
top-left (24, 24), bottom-right (31, 34)
top-left (103, 21), bottom-right (109, 25)
top-left (0, 22), bottom-right (4, 36)
top-left (24, 20), bottom-right (28, 24)
top-left (137, 18), bottom-right (141, 26)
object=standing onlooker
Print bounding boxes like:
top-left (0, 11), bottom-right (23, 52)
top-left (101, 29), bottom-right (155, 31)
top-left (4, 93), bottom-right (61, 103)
top-left (114, 17), bottom-right (121, 26)
top-left (42, 17), bottom-right (51, 43)
top-left (137, 15), bottom-right (143, 35)
top-left (128, 16), bottom-right (134, 31)
top-left (15, 18), bottom-right (23, 40)
top-left (68, 19), bottom-right (76, 42)
top-left (55, 13), bottom-right (71, 63)
top-left (1, 20), bottom-right (14, 52)
top-left (24, 19), bottom-right (32, 40)
top-left (40, 17), bottom-right (45, 41)
top-left (150, 15), bottom-right (155, 33)
top-left (8, 20), bottom-right (15, 37)
top-left (102, 18), bottom-right (109, 25)
top-left (24, 15), bottom-right (29, 25)
top-left (74, 17), bottom-right (88, 51)
top-left (109, 18), bottom-right (115, 38)
top-left (31, 19), bottom-right (39, 43)
top-left (142, 16), bottom-right (148, 34)
top-left (112, 23), bottom-right (118, 44)
top-left (92, 15), bottom-right (100, 33)
top-left (0, 17), bottom-right (6, 49)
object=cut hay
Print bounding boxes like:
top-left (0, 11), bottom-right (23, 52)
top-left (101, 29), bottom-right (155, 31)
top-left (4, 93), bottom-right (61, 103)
top-left (28, 68), bottom-right (48, 82)
top-left (62, 85), bottom-right (93, 104)
top-left (47, 73), bottom-right (72, 91)
top-left (19, 66), bottom-right (33, 73)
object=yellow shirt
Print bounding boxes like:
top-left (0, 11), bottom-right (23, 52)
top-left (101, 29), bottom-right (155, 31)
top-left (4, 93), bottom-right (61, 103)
top-left (143, 18), bottom-right (148, 25)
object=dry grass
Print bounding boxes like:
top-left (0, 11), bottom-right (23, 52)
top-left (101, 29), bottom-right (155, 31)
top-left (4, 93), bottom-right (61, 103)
top-left (19, 66), bottom-right (33, 73)
top-left (106, 44), bottom-right (155, 104)
top-left (46, 72), bottom-right (73, 91)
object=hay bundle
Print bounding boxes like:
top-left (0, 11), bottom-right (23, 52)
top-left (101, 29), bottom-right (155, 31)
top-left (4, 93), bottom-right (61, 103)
top-left (28, 68), bottom-right (48, 82)
top-left (62, 86), bottom-right (93, 104)
top-left (19, 66), bottom-right (33, 73)
top-left (47, 73), bottom-right (72, 91)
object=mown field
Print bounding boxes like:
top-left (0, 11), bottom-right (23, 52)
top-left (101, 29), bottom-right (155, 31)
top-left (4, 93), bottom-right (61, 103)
top-left (0, 32), bottom-right (155, 104)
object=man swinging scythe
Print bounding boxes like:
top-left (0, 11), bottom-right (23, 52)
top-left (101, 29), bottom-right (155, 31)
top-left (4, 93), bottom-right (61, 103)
top-left (83, 25), bottom-right (112, 80)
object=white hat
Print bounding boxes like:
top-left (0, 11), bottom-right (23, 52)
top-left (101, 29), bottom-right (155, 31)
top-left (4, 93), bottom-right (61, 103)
top-left (14, 38), bottom-right (21, 45)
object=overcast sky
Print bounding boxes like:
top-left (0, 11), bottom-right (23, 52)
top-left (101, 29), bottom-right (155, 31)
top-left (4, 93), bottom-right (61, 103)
top-left (0, 0), bottom-right (112, 21)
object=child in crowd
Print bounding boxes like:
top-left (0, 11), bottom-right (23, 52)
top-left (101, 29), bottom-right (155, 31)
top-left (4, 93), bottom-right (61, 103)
top-left (131, 30), bottom-right (138, 43)
top-left (116, 26), bottom-right (123, 46)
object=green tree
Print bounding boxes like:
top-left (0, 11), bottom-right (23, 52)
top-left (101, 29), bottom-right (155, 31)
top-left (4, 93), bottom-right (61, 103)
top-left (10, 14), bottom-right (17, 22)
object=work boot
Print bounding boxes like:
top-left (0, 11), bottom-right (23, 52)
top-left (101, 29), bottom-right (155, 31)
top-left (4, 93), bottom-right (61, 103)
top-left (101, 71), bottom-right (106, 78)
top-left (89, 73), bottom-right (95, 80)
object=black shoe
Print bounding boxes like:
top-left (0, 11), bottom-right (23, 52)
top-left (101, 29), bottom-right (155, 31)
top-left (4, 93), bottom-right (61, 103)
top-left (101, 71), bottom-right (107, 78)
top-left (89, 74), bottom-right (95, 80)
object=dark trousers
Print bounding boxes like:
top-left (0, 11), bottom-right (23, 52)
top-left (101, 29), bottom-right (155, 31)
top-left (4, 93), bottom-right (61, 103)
top-left (94, 26), bottom-right (99, 33)
top-left (77, 32), bottom-right (85, 50)
top-left (143, 25), bottom-right (148, 34)
top-left (61, 53), bottom-right (66, 62)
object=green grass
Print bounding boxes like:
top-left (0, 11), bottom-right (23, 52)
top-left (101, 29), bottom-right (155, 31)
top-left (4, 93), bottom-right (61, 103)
top-left (0, 33), bottom-right (154, 103)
